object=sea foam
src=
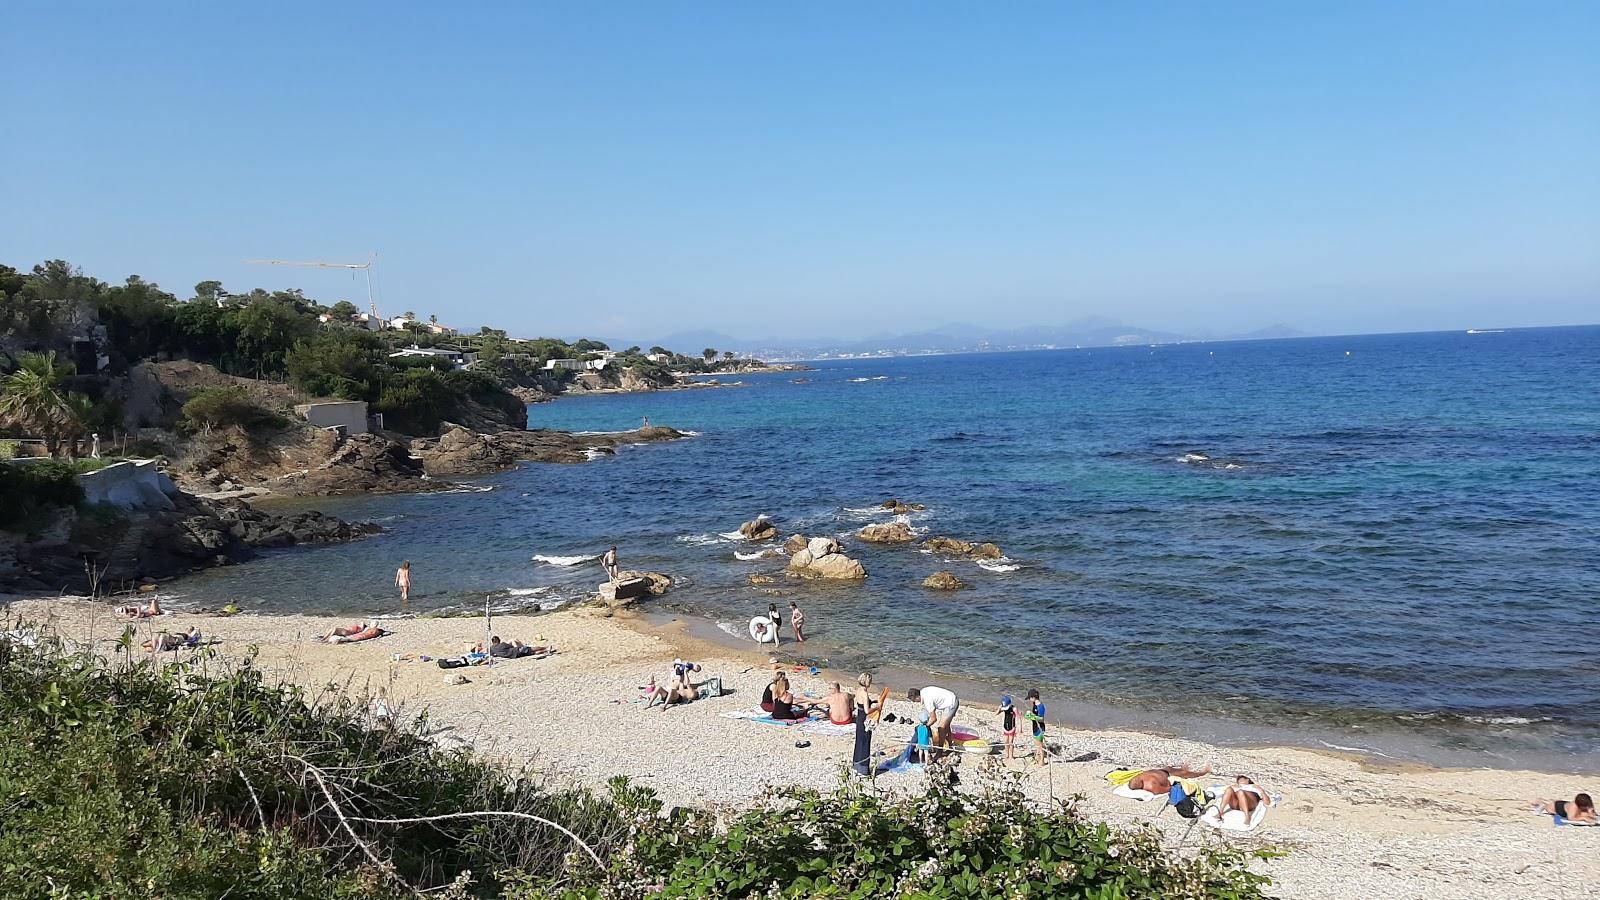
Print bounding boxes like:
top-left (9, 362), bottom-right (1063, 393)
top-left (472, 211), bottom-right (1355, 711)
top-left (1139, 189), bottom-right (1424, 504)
top-left (532, 554), bottom-right (597, 567)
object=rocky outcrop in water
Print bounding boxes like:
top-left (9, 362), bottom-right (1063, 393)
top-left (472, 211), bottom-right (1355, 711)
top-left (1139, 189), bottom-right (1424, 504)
top-left (593, 570), bottom-right (674, 611)
top-left (0, 492), bottom-right (377, 594)
top-left (740, 518), bottom-right (778, 541)
top-left (412, 425), bottom-right (686, 476)
top-left (922, 570), bottom-right (966, 590)
top-left (857, 522), bottom-right (914, 543)
top-left (787, 536), bottom-right (867, 580)
top-left (923, 536), bottom-right (1004, 559)
top-left (879, 499), bottom-right (926, 515)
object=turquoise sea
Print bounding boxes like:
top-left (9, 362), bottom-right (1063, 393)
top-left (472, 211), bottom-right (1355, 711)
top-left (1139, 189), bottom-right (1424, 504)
top-left (175, 326), bottom-right (1600, 771)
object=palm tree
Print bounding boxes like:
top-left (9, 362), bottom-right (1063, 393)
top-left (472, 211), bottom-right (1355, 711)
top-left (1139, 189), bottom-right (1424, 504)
top-left (0, 351), bottom-right (81, 457)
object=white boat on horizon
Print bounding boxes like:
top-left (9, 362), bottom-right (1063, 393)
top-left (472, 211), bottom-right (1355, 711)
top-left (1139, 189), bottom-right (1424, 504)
top-left (1466, 329), bottom-right (1505, 334)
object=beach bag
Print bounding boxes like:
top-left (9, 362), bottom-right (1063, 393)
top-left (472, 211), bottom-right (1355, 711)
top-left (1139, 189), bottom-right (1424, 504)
top-left (1171, 783), bottom-right (1209, 819)
top-left (700, 676), bottom-right (724, 698)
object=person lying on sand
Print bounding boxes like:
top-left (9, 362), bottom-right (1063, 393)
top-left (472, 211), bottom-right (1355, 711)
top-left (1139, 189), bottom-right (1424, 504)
top-left (645, 673), bottom-right (699, 711)
top-left (321, 621), bottom-right (382, 644)
top-left (1213, 775), bottom-right (1273, 819)
top-left (117, 596), bottom-right (162, 619)
top-left (1533, 793), bottom-right (1596, 823)
top-left (143, 626), bottom-right (201, 652)
top-left (1127, 764), bottom-right (1212, 795)
top-left (487, 636), bottom-right (551, 659)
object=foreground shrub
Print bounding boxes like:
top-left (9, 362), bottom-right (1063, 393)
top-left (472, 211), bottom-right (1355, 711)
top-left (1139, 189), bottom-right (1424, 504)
top-left (0, 635), bottom-right (622, 899)
top-left (0, 635), bottom-right (1275, 899)
top-left (507, 766), bottom-right (1275, 899)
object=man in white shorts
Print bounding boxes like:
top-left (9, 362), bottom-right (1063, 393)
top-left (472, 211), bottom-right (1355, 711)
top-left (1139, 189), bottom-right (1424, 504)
top-left (908, 685), bottom-right (959, 751)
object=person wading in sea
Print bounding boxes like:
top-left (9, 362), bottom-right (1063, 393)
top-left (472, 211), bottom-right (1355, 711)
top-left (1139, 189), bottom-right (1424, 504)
top-left (601, 545), bottom-right (619, 583)
top-left (395, 561), bottom-right (412, 611)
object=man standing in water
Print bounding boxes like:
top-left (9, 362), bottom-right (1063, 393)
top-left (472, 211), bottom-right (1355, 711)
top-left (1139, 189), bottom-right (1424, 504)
top-left (395, 561), bottom-right (412, 610)
top-left (601, 545), bottom-right (619, 583)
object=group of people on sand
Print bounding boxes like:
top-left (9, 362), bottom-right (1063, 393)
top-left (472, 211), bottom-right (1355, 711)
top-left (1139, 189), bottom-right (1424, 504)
top-left (117, 595), bottom-right (207, 652)
top-left (645, 658), bottom-right (704, 709)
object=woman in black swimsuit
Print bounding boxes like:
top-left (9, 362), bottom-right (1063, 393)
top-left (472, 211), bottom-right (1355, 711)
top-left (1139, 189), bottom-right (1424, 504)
top-left (1536, 793), bottom-right (1595, 823)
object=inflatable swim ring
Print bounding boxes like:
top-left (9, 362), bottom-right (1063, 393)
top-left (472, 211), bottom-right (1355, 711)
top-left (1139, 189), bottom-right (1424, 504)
top-left (749, 616), bottom-right (774, 643)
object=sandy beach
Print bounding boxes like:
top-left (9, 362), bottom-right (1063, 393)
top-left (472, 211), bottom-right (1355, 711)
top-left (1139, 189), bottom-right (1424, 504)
top-left (7, 596), bottom-right (1597, 900)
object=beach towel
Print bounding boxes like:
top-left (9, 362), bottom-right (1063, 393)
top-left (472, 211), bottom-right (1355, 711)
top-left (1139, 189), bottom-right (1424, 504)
top-left (1105, 768), bottom-right (1142, 787)
top-left (1535, 804), bottom-right (1599, 827)
top-left (1200, 801), bottom-right (1270, 832)
top-left (1113, 785), bottom-right (1159, 802)
top-left (798, 720), bottom-right (857, 738)
top-left (720, 708), bottom-right (814, 727)
top-left (1200, 786), bottom-right (1279, 832)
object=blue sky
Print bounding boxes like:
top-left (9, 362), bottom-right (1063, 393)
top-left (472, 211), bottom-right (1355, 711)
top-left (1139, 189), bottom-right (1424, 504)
top-left (3, 2), bottom-right (1596, 343)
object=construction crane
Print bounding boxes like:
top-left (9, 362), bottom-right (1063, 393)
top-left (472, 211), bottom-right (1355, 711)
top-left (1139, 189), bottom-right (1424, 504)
top-left (244, 255), bottom-right (380, 320)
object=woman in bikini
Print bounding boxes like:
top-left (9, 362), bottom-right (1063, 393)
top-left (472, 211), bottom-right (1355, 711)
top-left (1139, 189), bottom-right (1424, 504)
top-left (1214, 775), bottom-right (1273, 820)
top-left (1534, 793), bottom-right (1596, 823)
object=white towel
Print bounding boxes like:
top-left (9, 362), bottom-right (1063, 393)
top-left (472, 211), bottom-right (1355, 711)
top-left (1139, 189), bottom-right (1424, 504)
top-left (1112, 785), bottom-right (1158, 801)
top-left (1201, 801), bottom-right (1269, 832)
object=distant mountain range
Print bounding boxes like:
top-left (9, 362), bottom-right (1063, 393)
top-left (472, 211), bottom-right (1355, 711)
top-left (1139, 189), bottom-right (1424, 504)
top-left (623, 318), bottom-right (1308, 361)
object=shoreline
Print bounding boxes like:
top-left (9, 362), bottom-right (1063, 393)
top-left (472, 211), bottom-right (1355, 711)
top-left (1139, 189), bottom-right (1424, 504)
top-left (638, 602), bottom-right (1597, 777)
top-left (8, 595), bottom-right (1598, 899)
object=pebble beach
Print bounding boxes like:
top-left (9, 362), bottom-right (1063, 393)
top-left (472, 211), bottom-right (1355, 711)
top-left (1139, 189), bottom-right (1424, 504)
top-left (9, 596), bottom-right (1598, 900)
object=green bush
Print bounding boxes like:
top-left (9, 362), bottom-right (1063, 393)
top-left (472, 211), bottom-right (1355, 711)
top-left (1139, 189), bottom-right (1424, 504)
top-left (286, 330), bottom-right (382, 400)
top-left (374, 367), bottom-right (452, 434)
top-left (0, 460), bottom-right (85, 531)
top-left (504, 768), bottom-right (1275, 899)
top-left (0, 637), bottom-right (1275, 899)
top-left (180, 386), bottom-right (283, 433)
top-left (0, 439), bottom-right (19, 459)
top-left (0, 637), bottom-right (625, 899)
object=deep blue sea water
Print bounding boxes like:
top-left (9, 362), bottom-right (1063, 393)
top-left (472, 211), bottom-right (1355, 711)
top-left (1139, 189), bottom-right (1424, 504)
top-left (173, 327), bottom-right (1600, 770)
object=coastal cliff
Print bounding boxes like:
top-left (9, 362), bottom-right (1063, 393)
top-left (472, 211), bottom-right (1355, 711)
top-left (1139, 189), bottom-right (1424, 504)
top-left (0, 489), bottom-right (375, 594)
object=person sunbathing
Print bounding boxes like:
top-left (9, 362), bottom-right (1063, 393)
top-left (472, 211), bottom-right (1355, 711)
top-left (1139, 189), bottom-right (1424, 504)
top-left (646, 673), bottom-right (699, 710)
top-left (322, 621), bottom-right (381, 644)
top-left (1534, 793), bottom-right (1596, 823)
top-left (489, 636), bottom-right (549, 658)
top-left (143, 626), bottom-right (201, 652)
top-left (117, 596), bottom-right (162, 619)
top-left (1213, 775), bottom-right (1272, 819)
top-left (1127, 763), bottom-right (1212, 794)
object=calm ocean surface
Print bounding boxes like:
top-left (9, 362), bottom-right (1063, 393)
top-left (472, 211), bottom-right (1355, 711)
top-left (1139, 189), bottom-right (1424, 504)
top-left (175, 327), bottom-right (1600, 770)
